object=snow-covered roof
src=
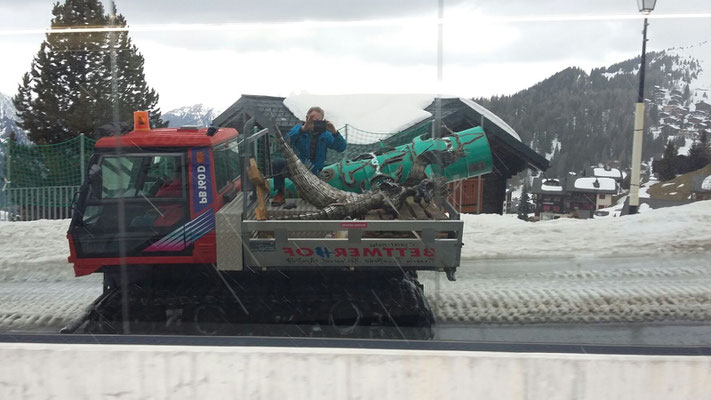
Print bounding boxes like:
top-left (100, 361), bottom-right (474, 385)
top-left (541, 183), bottom-right (564, 192)
top-left (284, 94), bottom-right (434, 144)
top-left (592, 167), bottom-right (622, 179)
top-left (283, 94), bottom-right (522, 145)
top-left (572, 177), bottom-right (616, 192)
top-left (458, 98), bottom-right (521, 142)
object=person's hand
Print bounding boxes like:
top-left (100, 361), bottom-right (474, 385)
top-left (303, 113), bottom-right (318, 132)
top-left (325, 121), bottom-right (337, 134)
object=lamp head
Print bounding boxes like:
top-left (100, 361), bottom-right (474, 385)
top-left (637, 0), bottom-right (657, 15)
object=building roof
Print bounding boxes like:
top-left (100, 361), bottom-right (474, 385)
top-left (531, 178), bottom-right (565, 195)
top-left (213, 94), bottom-right (300, 134)
top-left (585, 166), bottom-right (622, 180)
top-left (531, 176), bottom-right (617, 195)
top-left (567, 177), bottom-right (617, 194)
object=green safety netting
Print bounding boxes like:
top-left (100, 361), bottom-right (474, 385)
top-left (265, 121), bottom-right (433, 168)
top-left (5, 135), bottom-right (96, 188)
top-left (326, 121), bottom-right (433, 165)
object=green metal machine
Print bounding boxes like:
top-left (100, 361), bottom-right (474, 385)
top-left (274, 126), bottom-right (493, 197)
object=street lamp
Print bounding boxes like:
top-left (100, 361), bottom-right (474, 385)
top-left (628, 0), bottom-right (657, 215)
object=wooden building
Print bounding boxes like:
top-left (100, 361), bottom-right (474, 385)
top-left (213, 95), bottom-right (548, 214)
top-left (531, 176), bottom-right (618, 219)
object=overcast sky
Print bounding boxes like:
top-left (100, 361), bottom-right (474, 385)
top-left (1, 0), bottom-right (710, 112)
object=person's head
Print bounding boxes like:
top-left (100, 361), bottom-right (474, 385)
top-left (306, 106), bottom-right (325, 122)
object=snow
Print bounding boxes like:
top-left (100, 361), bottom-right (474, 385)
top-left (601, 70), bottom-right (623, 80)
top-left (667, 41), bottom-right (711, 106)
top-left (283, 94), bottom-right (523, 145)
top-left (703, 176), bottom-right (711, 191)
top-left (0, 92), bottom-right (17, 121)
top-left (459, 97), bottom-right (521, 142)
top-left (284, 94), bottom-right (434, 144)
top-left (593, 167), bottom-right (621, 179)
top-left (1, 202), bottom-right (707, 269)
top-left (573, 177), bottom-right (616, 191)
top-left (677, 137), bottom-right (693, 156)
top-left (0, 211), bottom-right (12, 222)
top-left (1, 201), bottom-right (711, 331)
top-left (458, 200), bottom-right (711, 259)
top-left (545, 137), bottom-right (560, 160)
top-left (540, 183), bottom-right (563, 192)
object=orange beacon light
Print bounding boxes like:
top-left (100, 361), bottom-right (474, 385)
top-left (134, 111), bottom-right (150, 131)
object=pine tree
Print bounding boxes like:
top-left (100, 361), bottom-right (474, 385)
top-left (103, 6), bottom-right (165, 129)
top-left (653, 140), bottom-right (678, 180)
top-left (687, 131), bottom-right (711, 171)
top-left (13, 0), bottom-right (164, 144)
top-left (518, 186), bottom-right (532, 221)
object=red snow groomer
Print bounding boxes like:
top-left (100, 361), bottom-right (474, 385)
top-left (65, 112), bottom-right (464, 339)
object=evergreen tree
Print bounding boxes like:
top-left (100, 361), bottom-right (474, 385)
top-left (518, 187), bottom-right (532, 221)
top-left (687, 131), bottom-right (711, 171)
top-left (13, 0), bottom-right (164, 144)
top-left (103, 5), bottom-right (164, 129)
top-left (652, 140), bottom-right (678, 180)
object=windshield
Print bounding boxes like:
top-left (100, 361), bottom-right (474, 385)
top-left (70, 153), bottom-right (189, 259)
top-left (93, 154), bottom-right (185, 200)
top-left (0, 0), bottom-right (710, 356)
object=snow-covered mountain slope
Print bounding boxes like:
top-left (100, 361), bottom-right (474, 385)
top-left (162, 104), bottom-right (221, 128)
top-left (0, 92), bottom-right (22, 142)
top-left (0, 91), bottom-right (30, 149)
top-left (666, 40), bottom-right (711, 106)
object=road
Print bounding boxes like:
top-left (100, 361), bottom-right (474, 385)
top-left (1, 254), bottom-right (710, 347)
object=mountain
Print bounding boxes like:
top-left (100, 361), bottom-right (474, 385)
top-left (0, 92), bottom-right (24, 143)
top-left (162, 104), bottom-right (221, 128)
top-left (476, 41), bottom-right (710, 178)
top-left (1, 91), bottom-right (30, 182)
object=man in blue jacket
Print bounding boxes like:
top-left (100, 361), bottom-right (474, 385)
top-left (272, 106), bottom-right (347, 206)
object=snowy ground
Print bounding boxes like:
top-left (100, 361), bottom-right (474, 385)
top-left (1, 201), bottom-right (710, 332)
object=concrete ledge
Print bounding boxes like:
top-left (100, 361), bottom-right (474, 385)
top-left (2, 343), bottom-right (710, 399)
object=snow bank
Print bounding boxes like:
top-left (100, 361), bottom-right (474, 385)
top-left (5, 201), bottom-right (709, 276)
top-left (460, 200), bottom-right (711, 259)
top-left (0, 219), bottom-right (74, 282)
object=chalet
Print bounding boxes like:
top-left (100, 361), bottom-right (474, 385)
top-left (567, 177), bottom-right (617, 218)
top-left (678, 129), bottom-right (697, 140)
top-left (213, 94), bottom-right (548, 215)
top-left (669, 95), bottom-right (683, 106)
top-left (696, 100), bottom-right (711, 113)
top-left (531, 176), bottom-right (617, 220)
top-left (661, 124), bottom-right (681, 136)
top-left (583, 166), bottom-right (622, 185)
top-left (530, 178), bottom-right (566, 220)
top-left (688, 115), bottom-right (704, 125)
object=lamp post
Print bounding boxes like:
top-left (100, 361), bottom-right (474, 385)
top-left (628, 0), bottom-right (657, 215)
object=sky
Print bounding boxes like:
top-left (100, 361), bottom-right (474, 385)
top-left (0, 0), bottom-right (710, 112)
